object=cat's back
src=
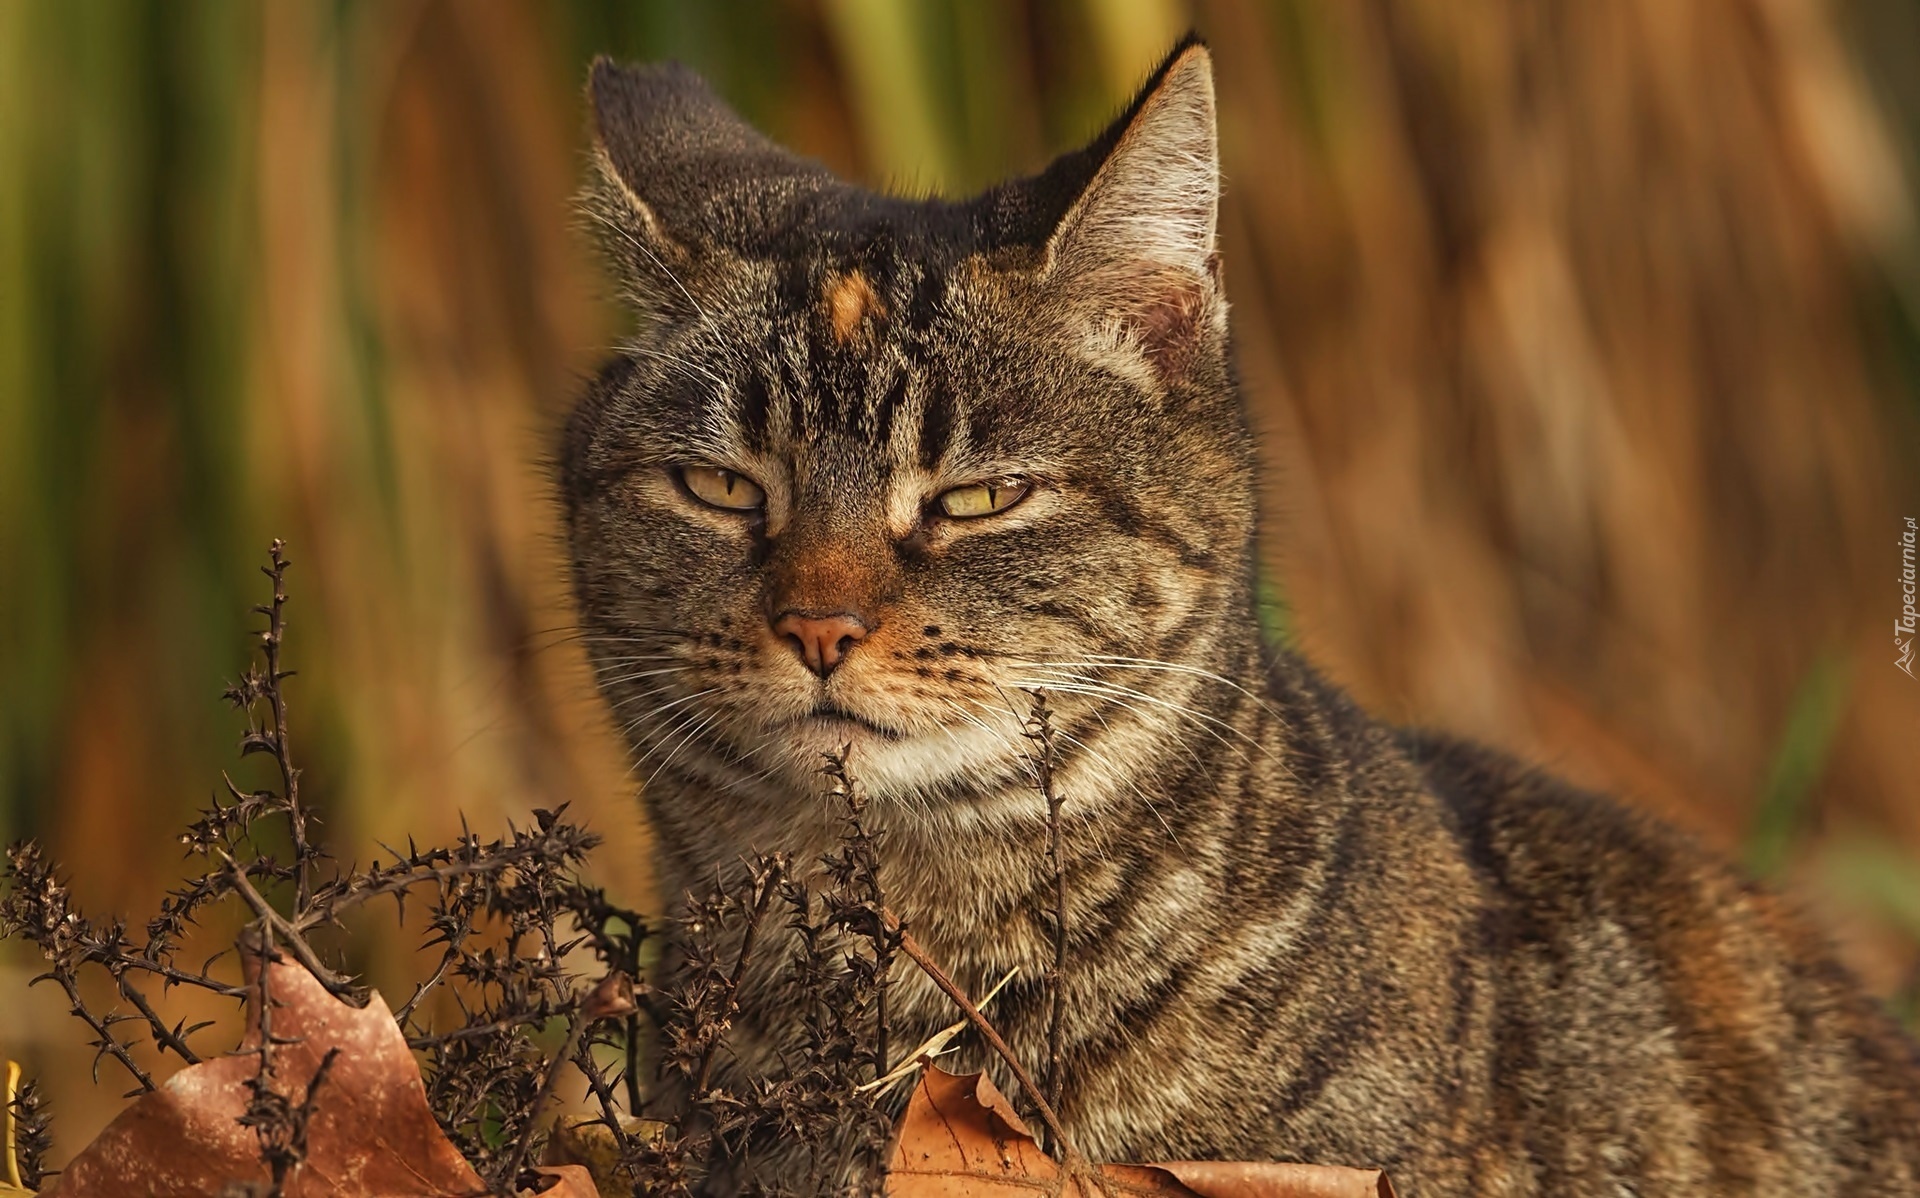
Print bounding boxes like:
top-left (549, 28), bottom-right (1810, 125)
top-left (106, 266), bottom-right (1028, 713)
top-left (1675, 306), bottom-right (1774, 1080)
top-left (1400, 729), bottom-right (1920, 1193)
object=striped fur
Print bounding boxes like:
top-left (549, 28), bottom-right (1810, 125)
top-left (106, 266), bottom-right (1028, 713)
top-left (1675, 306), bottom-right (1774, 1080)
top-left (561, 40), bottom-right (1920, 1195)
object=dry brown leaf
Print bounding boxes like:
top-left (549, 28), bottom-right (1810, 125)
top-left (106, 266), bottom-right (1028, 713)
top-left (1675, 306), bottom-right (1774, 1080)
top-left (542, 1114), bottom-right (670, 1194)
top-left (44, 957), bottom-right (488, 1198)
top-left (523, 1164), bottom-right (601, 1198)
top-left (1157, 1162), bottom-right (1394, 1198)
top-left (885, 1067), bottom-right (1393, 1198)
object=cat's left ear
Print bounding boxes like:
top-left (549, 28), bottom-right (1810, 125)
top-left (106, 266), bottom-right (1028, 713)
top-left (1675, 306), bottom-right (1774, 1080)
top-left (1041, 39), bottom-right (1224, 381)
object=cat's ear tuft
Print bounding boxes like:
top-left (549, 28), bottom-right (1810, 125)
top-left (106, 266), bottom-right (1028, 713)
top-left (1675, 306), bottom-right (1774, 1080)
top-left (1042, 39), bottom-right (1224, 380)
top-left (583, 58), bottom-right (700, 324)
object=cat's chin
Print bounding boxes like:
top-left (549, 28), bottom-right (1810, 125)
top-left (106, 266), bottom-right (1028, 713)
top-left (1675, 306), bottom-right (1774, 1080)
top-left (752, 709), bottom-right (905, 776)
top-left (729, 708), bottom-right (1026, 809)
top-left (790, 704), bottom-right (902, 743)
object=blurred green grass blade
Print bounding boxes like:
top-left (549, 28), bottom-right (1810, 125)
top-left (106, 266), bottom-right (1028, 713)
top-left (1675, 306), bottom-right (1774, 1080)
top-left (0, 0), bottom-right (31, 846)
top-left (1821, 837), bottom-right (1920, 940)
top-left (1746, 653), bottom-right (1851, 879)
top-left (1258, 570), bottom-right (1293, 650)
top-left (1819, 836), bottom-right (1920, 1029)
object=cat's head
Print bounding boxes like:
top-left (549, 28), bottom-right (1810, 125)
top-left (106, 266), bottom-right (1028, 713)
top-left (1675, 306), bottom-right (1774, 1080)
top-left (562, 39), bottom-right (1258, 811)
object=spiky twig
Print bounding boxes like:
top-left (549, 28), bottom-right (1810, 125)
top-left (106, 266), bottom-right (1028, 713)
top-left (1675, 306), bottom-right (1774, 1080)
top-left (223, 854), bottom-right (361, 1003)
top-left (254, 541), bottom-right (316, 911)
top-left (888, 910), bottom-right (1083, 1167)
top-left (821, 748), bottom-right (898, 1081)
top-left (3, 540), bottom-right (1083, 1196)
top-left (1, 844), bottom-right (158, 1094)
top-left (1022, 689), bottom-right (1070, 1125)
top-left (687, 855), bottom-right (785, 1098)
top-left (0, 544), bottom-right (628, 1182)
top-left (235, 932), bottom-right (340, 1197)
top-left (4, 1062), bottom-right (52, 1191)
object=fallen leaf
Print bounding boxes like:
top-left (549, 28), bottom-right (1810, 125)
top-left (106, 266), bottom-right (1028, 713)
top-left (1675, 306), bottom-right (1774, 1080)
top-left (4, 1059), bottom-right (36, 1194)
top-left (44, 956), bottom-right (487, 1198)
top-left (885, 1067), bottom-right (1394, 1198)
top-left (579, 972), bottom-right (636, 1022)
top-left (1159, 1162), bottom-right (1394, 1198)
top-left (542, 1114), bottom-right (669, 1194)
top-left (522, 1164), bottom-right (601, 1198)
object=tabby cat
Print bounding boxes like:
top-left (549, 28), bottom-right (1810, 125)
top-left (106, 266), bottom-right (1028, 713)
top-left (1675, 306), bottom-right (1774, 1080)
top-left (560, 37), bottom-right (1920, 1195)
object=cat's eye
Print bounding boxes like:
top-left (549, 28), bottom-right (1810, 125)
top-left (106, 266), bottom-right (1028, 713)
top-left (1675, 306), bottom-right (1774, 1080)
top-left (937, 479), bottom-right (1029, 519)
top-left (679, 465), bottom-right (765, 511)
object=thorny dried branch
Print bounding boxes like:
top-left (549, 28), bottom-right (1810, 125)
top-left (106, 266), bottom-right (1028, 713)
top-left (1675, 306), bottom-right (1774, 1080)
top-left (237, 931), bottom-right (341, 1197)
top-left (886, 911), bottom-right (1084, 1169)
top-left (1023, 688), bottom-right (1070, 1134)
top-left (5, 1061), bottom-right (52, 1191)
top-left (1, 842), bottom-right (163, 1096)
top-left (0, 545), bottom-right (628, 1193)
top-left (821, 750), bottom-right (900, 1083)
top-left (2, 541), bottom-right (1103, 1197)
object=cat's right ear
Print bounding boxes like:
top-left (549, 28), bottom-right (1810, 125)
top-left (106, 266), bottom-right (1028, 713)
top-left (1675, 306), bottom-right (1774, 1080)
top-left (583, 59), bottom-right (823, 327)
top-left (584, 59), bottom-right (699, 326)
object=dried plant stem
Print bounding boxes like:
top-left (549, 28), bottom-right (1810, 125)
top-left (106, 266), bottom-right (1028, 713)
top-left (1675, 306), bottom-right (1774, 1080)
top-left (4, 1066), bottom-right (50, 1193)
top-left (113, 954), bottom-right (248, 998)
top-left (694, 860), bottom-right (782, 1095)
top-left (242, 927), bottom-right (333, 1198)
top-left (1024, 689), bottom-right (1069, 1120)
top-left (887, 912), bottom-right (1082, 1166)
top-left (823, 748), bottom-right (896, 1079)
top-left (624, 1015), bottom-right (643, 1113)
top-left (50, 968), bottom-right (155, 1092)
top-left (112, 972), bottom-right (202, 1064)
top-left (394, 901), bottom-right (476, 1025)
top-left (496, 1011), bottom-right (589, 1190)
top-left (404, 1009), bottom-right (559, 1051)
top-left (256, 540), bottom-right (315, 912)
top-left (229, 912), bottom-right (341, 1192)
top-left (250, 931), bottom-right (277, 1089)
top-left (285, 1049), bottom-right (340, 1184)
top-left (572, 1047), bottom-right (639, 1168)
top-left (295, 847), bottom-right (569, 933)
top-left (222, 855), bottom-right (358, 1001)
top-left (3, 542), bottom-right (641, 1183)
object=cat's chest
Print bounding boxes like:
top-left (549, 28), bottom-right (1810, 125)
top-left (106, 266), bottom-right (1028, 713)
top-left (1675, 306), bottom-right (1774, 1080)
top-left (879, 823), bottom-right (1153, 987)
top-left (654, 772), bottom-right (1143, 987)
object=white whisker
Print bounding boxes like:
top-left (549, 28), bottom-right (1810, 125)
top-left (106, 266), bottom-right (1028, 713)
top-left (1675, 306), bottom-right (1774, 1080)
top-left (586, 204), bottom-right (709, 323)
top-left (1017, 654), bottom-right (1280, 719)
top-left (595, 664), bottom-right (692, 689)
top-left (647, 711), bottom-right (721, 787)
top-left (1007, 671), bottom-right (1266, 762)
top-left (624, 344), bottom-right (728, 391)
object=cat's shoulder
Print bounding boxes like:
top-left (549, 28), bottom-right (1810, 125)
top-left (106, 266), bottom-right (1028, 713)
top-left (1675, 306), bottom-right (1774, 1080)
top-left (1255, 651), bottom-right (1724, 910)
top-left (1392, 724), bottom-right (1740, 915)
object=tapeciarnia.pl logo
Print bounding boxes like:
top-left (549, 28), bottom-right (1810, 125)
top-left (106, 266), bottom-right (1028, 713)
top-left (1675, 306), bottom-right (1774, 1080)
top-left (1900, 516), bottom-right (1917, 678)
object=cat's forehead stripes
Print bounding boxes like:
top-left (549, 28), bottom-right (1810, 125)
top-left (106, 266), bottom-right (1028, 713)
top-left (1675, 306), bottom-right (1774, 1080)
top-left (717, 255), bottom-right (969, 471)
top-left (728, 351), bottom-right (961, 475)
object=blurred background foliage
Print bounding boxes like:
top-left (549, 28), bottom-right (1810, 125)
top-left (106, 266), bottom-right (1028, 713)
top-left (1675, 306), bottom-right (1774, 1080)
top-left (3, 0), bottom-right (1919, 1155)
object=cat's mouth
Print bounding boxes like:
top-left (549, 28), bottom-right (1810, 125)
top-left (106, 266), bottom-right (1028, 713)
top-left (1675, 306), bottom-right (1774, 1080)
top-left (793, 702), bottom-right (902, 742)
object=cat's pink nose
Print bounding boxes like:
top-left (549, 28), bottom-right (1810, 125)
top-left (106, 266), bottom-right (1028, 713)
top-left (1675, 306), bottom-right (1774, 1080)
top-left (771, 611), bottom-right (869, 678)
